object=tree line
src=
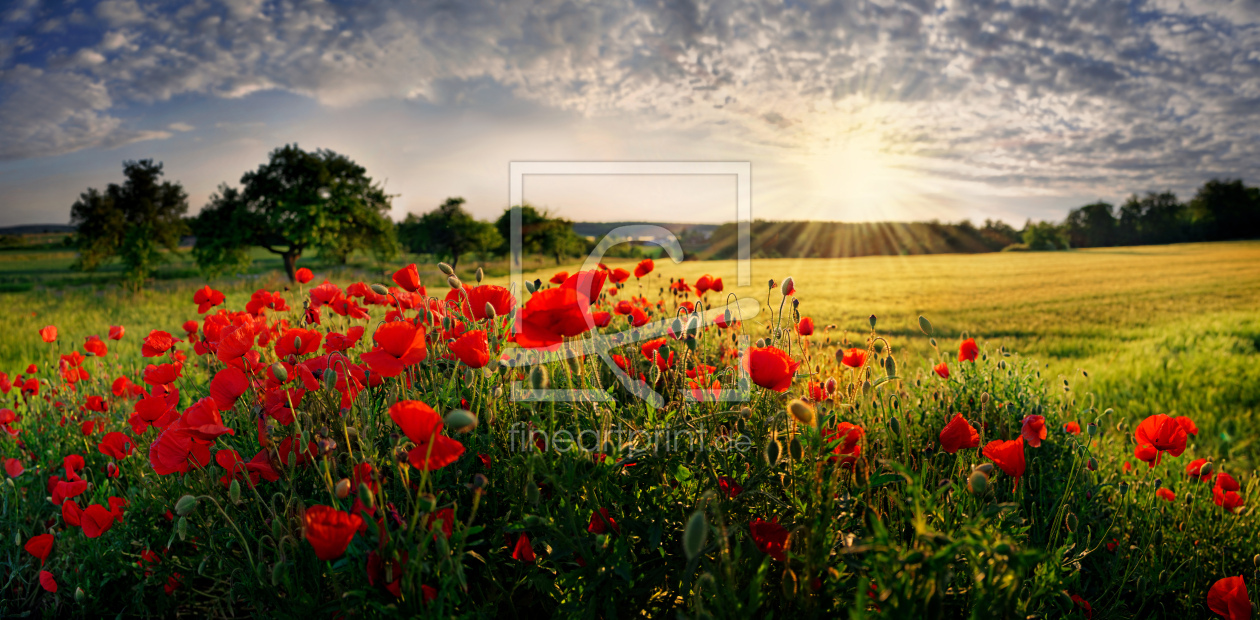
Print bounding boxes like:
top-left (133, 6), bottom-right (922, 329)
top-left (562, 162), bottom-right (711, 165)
top-left (68, 145), bottom-right (585, 285)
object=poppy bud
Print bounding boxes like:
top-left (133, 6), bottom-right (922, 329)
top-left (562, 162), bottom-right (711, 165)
top-left (175, 494), bottom-right (199, 516)
top-left (271, 561), bottom-right (285, 587)
top-left (359, 482), bottom-right (374, 509)
top-left (683, 510), bottom-right (708, 560)
top-left (918, 315), bottom-right (933, 336)
top-left (484, 302), bottom-right (497, 320)
top-left (788, 399), bottom-right (815, 426)
top-left (888, 416), bottom-right (901, 436)
top-left (529, 366), bottom-right (549, 390)
top-left (869, 315), bottom-right (877, 330)
top-left (740, 406), bottom-right (753, 418)
top-left (369, 283), bottom-right (389, 296)
top-left (1103, 408), bottom-right (1114, 416)
top-left (438, 262), bottom-right (454, 275)
top-left (782, 569), bottom-right (798, 598)
top-left (476, 267), bottom-right (484, 283)
top-left (861, 380), bottom-right (871, 395)
top-left (789, 437), bottom-right (804, 461)
top-left (1086, 457), bottom-right (1098, 471)
top-left (271, 517), bottom-right (285, 541)
top-left (967, 470), bottom-right (989, 495)
top-left (445, 409), bottom-right (478, 433)
top-left (1065, 512), bottom-right (1078, 532)
top-left (764, 438), bottom-right (782, 466)
top-left (177, 516), bottom-right (188, 541)
top-left (884, 356), bottom-right (897, 377)
top-left (1057, 591), bottom-right (1074, 610)
top-left (525, 280), bottom-right (537, 293)
top-left (685, 336), bottom-right (697, 351)
top-left (526, 483), bottom-right (539, 506)
top-left (324, 369), bottom-right (338, 393)
top-left (75, 586), bottom-right (85, 603)
top-left (825, 377), bottom-right (838, 395)
top-left (469, 474), bottom-right (488, 490)
top-left (756, 338), bottom-right (766, 348)
top-left (974, 463), bottom-right (994, 476)
top-left (292, 336), bottom-right (302, 352)
top-left (271, 362), bottom-right (288, 383)
top-left (448, 275), bottom-right (462, 289)
top-left (980, 392), bottom-right (990, 405)
top-left (780, 277), bottom-right (795, 296)
top-left (335, 478), bottom-right (351, 499)
top-left (768, 279), bottom-right (776, 290)
top-left (418, 494), bottom-right (437, 513)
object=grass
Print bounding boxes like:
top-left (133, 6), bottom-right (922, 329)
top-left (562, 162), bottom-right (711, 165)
top-left (0, 241), bottom-right (1256, 617)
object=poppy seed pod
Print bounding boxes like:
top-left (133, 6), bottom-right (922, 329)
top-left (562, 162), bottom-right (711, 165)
top-left (175, 494), bottom-right (199, 516)
top-left (445, 409), bottom-right (478, 433)
top-left (1118, 482), bottom-right (1129, 495)
top-left (438, 262), bottom-right (454, 275)
top-left (683, 510), bottom-right (708, 560)
top-left (529, 366), bottom-right (549, 390)
top-left (335, 478), bottom-right (351, 499)
top-left (370, 283), bottom-right (389, 296)
top-left (1086, 423), bottom-right (1098, 436)
top-left (788, 399), bottom-right (815, 426)
top-left (869, 315), bottom-right (877, 330)
top-left (271, 362), bottom-right (288, 383)
top-left (967, 470), bottom-right (989, 495)
top-left (448, 275), bottom-right (462, 289)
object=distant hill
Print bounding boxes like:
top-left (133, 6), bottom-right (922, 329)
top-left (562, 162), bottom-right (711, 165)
top-left (0, 224), bottom-right (75, 235)
top-left (572, 221), bottom-right (719, 240)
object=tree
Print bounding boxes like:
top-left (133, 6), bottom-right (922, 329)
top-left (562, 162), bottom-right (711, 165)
top-left (1189, 179), bottom-right (1260, 241)
top-left (191, 144), bottom-right (398, 282)
top-left (494, 204), bottom-right (584, 264)
top-left (1064, 201), bottom-right (1117, 248)
top-left (1023, 221), bottom-right (1070, 251)
top-left (1118, 191), bottom-right (1187, 246)
top-left (397, 197), bottom-right (502, 270)
top-left (69, 159), bottom-right (189, 286)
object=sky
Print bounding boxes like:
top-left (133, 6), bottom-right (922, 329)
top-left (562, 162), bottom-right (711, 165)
top-left (0, 0), bottom-right (1257, 227)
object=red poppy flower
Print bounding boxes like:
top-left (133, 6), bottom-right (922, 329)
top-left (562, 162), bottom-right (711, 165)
top-left (749, 518), bottom-right (789, 562)
top-left (193, 286), bottom-right (225, 313)
top-left (81, 504), bottom-right (116, 538)
top-left (549, 271), bottom-right (568, 285)
top-left (1175, 415), bottom-right (1198, 436)
top-left (209, 366), bottom-right (249, 411)
top-left (958, 338), bottom-right (980, 362)
top-left (710, 277), bottom-right (724, 293)
top-left (512, 533), bottom-right (536, 562)
top-left (1021, 415), bottom-right (1047, 448)
top-left (982, 438), bottom-right (1026, 488)
top-left (39, 325), bottom-right (57, 343)
top-left (586, 508), bottom-right (621, 535)
top-left (718, 476), bottom-right (743, 498)
top-left (446, 284), bottom-right (516, 321)
top-left (295, 267), bottom-right (313, 284)
top-left (841, 348), bottom-right (867, 368)
top-left (1070, 594), bottom-right (1093, 619)
top-left (324, 326), bottom-right (366, 353)
top-left (796, 317), bottom-right (815, 336)
top-left (98, 432), bottom-right (134, 460)
top-left (359, 321), bottom-right (428, 378)
top-left (388, 401), bottom-right (465, 471)
top-left (63, 500), bottom-right (82, 526)
top-left (4, 457), bottom-right (22, 478)
top-left (215, 322), bottom-right (256, 364)
top-left (367, 549), bottom-right (409, 597)
top-left (609, 268), bottom-right (631, 284)
top-left (304, 505), bottom-right (363, 561)
top-left (275, 328), bottom-right (321, 358)
top-left (392, 264), bottom-right (422, 292)
top-left (933, 362), bottom-right (949, 379)
top-left (109, 325), bottom-right (125, 340)
top-left (688, 379), bottom-right (721, 402)
top-left (84, 335), bottom-right (108, 357)
top-left (940, 413), bottom-right (980, 453)
top-left (695, 275), bottom-right (713, 295)
top-left (52, 479), bottom-right (88, 505)
top-left (641, 338), bottom-right (675, 371)
top-left (24, 533), bottom-right (53, 565)
top-left (1156, 488), bottom-right (1175, 502)
top-left (1133, 414), bottom-right (1187, 467)
top-left (1213, 472), bottom-right (1244, 512)
top-left (1187, 458), bottom-right (1213, 482)
top-left (39, 570), bottom-right (57, 593)
top-left (449, 330), bottom-right (490, 369)
top-left (634, 259), bottom-right (654, 278)
top-left (824, 422), bottom-right (864, 466)
top-left (744, 346), bottom-right (801, 392)
top-left (1064, 421), bottom-right (1081, 435)
top-left (148, 428), bottom-right (213, 475)
top-left (1207, 575), bottom-right (1250, 620)
top-left (515, 287), bottom-right (595, 349)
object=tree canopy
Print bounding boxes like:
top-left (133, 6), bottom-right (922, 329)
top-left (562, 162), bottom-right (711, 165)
top-left (495, 204), bottom-right (586, 264)
top-left (69, 159), bottom-right (189, 287)
top-left (191, 144), bottom-right (397, 281)
top-left (397, 197), bottom-right (502, 270)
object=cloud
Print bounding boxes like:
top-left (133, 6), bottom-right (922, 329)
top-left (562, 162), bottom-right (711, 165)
top-left (0, 0), bottom-right (1256, 202)
top-left (168, 122), bottom-right (194, 132)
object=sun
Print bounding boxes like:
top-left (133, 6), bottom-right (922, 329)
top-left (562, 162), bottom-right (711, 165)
top-left (798, 129), bottom-right (920, 221)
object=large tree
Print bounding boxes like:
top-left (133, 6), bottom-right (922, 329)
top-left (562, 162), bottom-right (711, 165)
top-left (1189, 179), bottom-right (1260, 242)
top-left (397, 197), bottom-right (502, 270)
top-left (69, 159), bottom-right (189, 286)
top-left (192, 144), bottom-right (397, 281)
top-left (1064, 201), bottom-right (1117, 248)
top-left (494, 204), bottom-right (585, 265)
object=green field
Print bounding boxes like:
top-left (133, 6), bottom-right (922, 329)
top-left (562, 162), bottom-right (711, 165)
top-left (3, 240), bottom-right (1257, 617)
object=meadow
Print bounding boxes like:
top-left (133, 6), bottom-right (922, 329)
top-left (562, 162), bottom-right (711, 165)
top-left (0, 241), bottom-right (1256, 617)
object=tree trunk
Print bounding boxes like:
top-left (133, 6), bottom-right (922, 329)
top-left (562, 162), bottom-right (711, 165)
top-left (450, 253), bottom-right (459, 271)
top-left (283, 252), bottom-right (298, 283)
